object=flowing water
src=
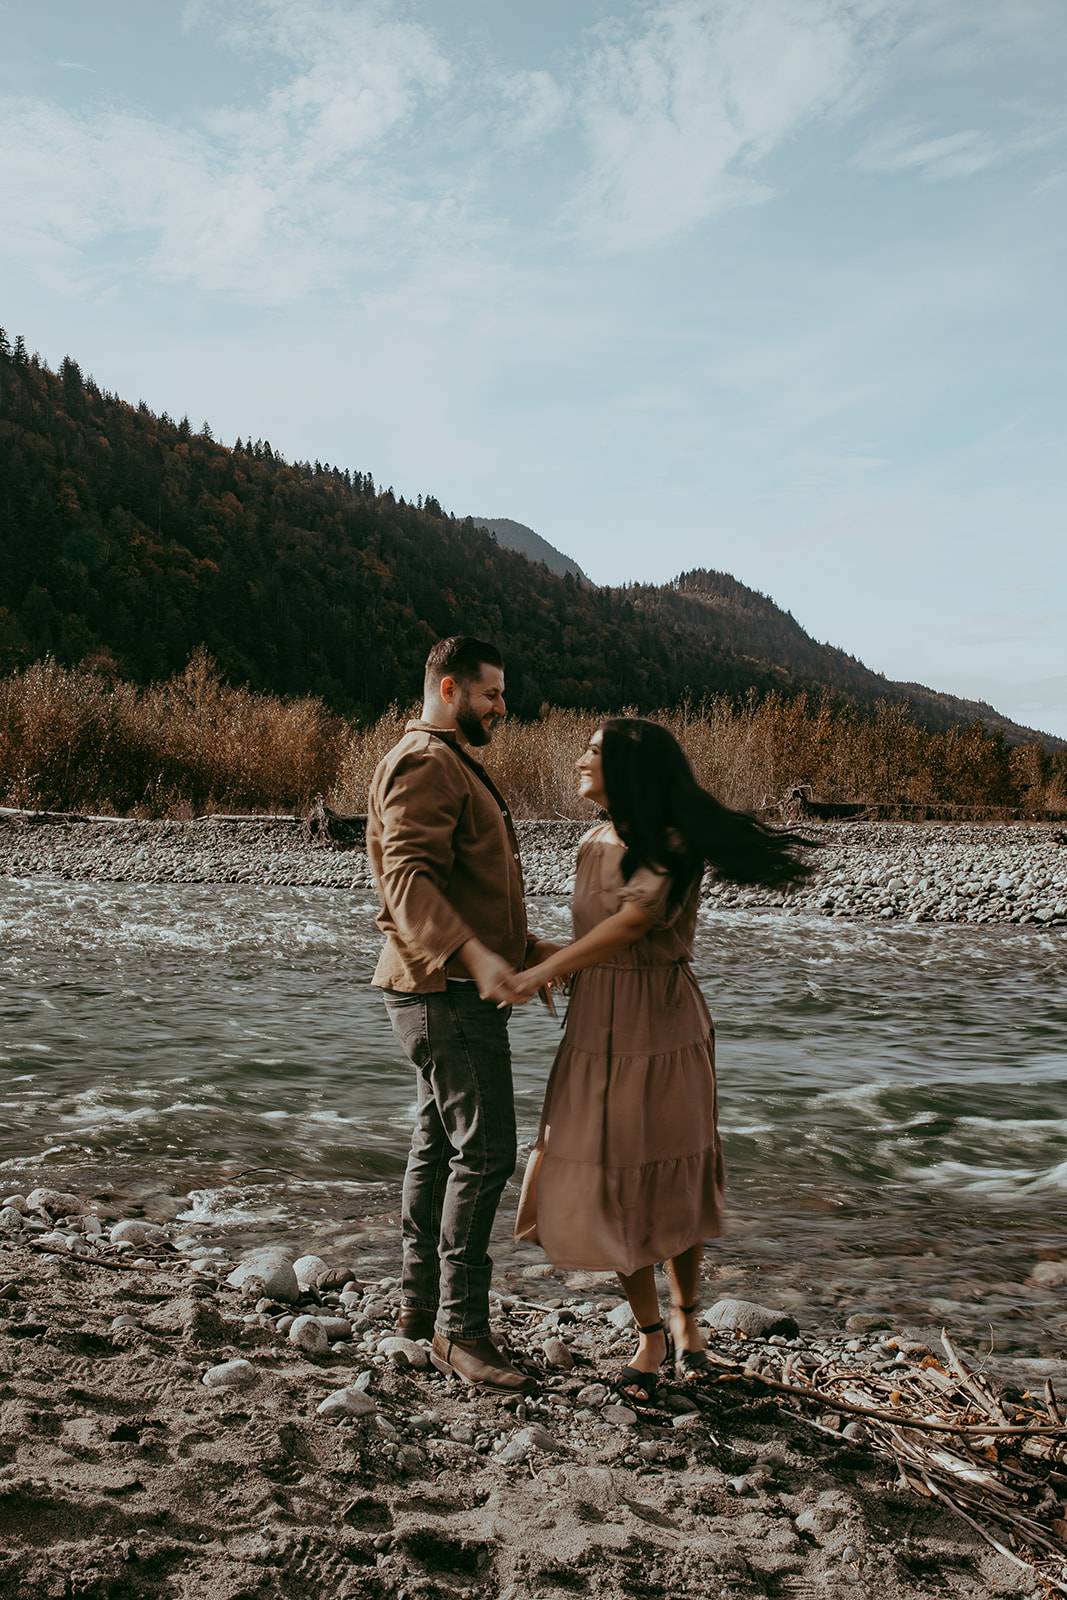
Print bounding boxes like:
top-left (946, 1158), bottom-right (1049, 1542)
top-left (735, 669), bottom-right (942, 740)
top-left (2, 877), bottom-right (1067, 1352)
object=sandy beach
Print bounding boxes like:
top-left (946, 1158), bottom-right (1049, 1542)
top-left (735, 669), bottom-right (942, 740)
top-left (1, 1184), bottom-right (1060, 1600)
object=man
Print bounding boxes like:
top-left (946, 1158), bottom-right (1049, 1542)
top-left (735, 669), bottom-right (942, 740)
top-left (367, 636), bottom-right (539, 1393)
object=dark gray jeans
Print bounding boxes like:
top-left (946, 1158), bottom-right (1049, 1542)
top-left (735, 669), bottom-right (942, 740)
top-left (383, 983), bottom-right (516, 1339)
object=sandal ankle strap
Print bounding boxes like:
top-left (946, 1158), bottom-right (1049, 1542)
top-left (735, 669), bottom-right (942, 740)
top-left (676, 1303), bottom-right (699, 1316)
top-left (637, 1319), bottom-right (664, 1335)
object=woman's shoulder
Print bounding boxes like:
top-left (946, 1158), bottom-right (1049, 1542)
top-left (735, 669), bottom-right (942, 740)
top-left (578, 821), bottom-right (621, 853)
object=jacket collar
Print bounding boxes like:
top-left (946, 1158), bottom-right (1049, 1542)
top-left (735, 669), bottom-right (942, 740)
top-left (406, 718), bottom-right (459, 743)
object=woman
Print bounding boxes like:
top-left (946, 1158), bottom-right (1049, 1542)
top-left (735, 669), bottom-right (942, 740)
top-left (503, 718), bottom-right (814, 1404)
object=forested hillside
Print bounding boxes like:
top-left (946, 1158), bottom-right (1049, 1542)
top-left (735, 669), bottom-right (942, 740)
top-left (0, 330), bottom-right (1055, 745)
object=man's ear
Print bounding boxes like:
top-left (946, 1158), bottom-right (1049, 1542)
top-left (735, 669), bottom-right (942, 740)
top-left (438, 674), bottom-right (459, 705)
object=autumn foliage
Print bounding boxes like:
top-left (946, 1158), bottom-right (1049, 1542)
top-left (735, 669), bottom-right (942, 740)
top-left (1, 657), bottom-right (1064, 820)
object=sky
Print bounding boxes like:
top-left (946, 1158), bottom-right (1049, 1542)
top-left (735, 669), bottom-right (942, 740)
top-left (1, 0), bottom-right (1065, 736)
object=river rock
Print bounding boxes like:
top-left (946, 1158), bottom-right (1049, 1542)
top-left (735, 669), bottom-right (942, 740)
top-left (316, 1387), bottom-right (376, 1418)
top-left (601, 1404), bottom-right (638, 1427)
top-left (226, 1254), bottom-right (299, 1303)
top-left (316, 1316), bottom-right (355, 1342)
top-left (110, 1219), bottom-right (167, 1247)
top-left (542, 1336), bottom-right (574, 1370)
top-left (844, 1312), bottom-right (892, 1334)
top-left (292, 1253), bottom-right (329, 1289)
top-left (26, 1188), bottom-right (84, 1216)
top-left (0, 1207), bottom-right (24, 1232)
top-left (289, 1315), bottom-right (329, 1353)
top-left (704, 1299), bottom-right (800, 1339)
top-left (377, 1336), bottom-right (429, 1370)
top-left (496, 1423), bottom-right (564, 1465)
top-left (606, 1301), bottom-right (634, 1330)
top-left (1, 1195), bottom-right (28, 1213)
top-left (203, 1359), bottom-right (257, 1389)
top-left (1030, 1261), bottom-right (1067, 1288)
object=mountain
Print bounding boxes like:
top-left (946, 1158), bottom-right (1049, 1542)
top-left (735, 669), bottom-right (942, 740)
top-left (0, 329), bottom-right (1059, 749)
top-left (468, 517), bottom-right (588, 581)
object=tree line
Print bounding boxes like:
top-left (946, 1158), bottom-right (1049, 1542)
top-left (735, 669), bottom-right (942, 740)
top-left (1, 327), bottom-right (1057, 751)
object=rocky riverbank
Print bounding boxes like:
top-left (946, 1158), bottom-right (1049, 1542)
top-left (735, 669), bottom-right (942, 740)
top-left (2, 811), bottom-right (1067, 926)
top-left (2, 1182), bottom-right (1062, 1599)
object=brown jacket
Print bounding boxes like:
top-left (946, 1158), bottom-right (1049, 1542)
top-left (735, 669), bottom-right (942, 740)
top-left (367, 720), bottom-right (530, 992)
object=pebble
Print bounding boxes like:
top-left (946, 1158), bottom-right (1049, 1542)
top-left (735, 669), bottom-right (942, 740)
top-left (576, 1383), bottom-right (609, 1407)
top-left (288, 1315), bottom-right (329, 1354)
top-left (316, 1387), bottom-right (376, 1418)
top-left (1030, 1261), bottom-right (1067, 1288)
top-left (844, 1312), bottom-right (892, 1334)
top-left (202, 1360), bottom-right (257, 1389)
top-left (110, 1315), bottom-right (139, 1331)
top-left (542, 1336), bottom-right (574, 1370)
top-left (226, 1255), bottom-right (299, 1304)
top-left (705, 1299), bottom-right (800, 1339)
top-left (315, 1316), bottom-right (354, 1341)
top-left (110, 1220), bottom-right (167, 1247)
top-left (1, 1195), bottom-right (28, 1213)
top-left (606, 1302), bottom-right (634, 1330)
top-left (496, 1423), bottom-right (563, 1465)
top-left (292, 1254), bottom-right (329, 1288)
top-left (0, 1207), bottom-right (24, 1232)
top-left (376, 1336), bottom-right (429, 1370)
top-left (600, 1404), bottom-right (638, 1427)
top-left (26, 1188), bottom-right (84, 1216)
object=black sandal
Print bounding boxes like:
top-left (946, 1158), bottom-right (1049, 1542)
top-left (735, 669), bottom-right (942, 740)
top-left (614, 1320), bottom-right (669, 1407)
top-left (672, 1302), bottom-right (714, 1382)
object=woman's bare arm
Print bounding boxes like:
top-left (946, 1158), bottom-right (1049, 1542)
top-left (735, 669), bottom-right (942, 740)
top-left (499, 902), bottom-right (654, 1004)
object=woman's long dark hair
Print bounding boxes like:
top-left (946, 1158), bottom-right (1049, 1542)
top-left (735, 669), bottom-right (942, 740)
top-left (599, 717), bottom-right (816, 903)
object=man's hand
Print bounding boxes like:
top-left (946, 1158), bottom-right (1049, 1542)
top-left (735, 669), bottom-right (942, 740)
top-left (497, 966), bottom-right (547, 1007)
top-left (458, 938), bottom-right (516, 1003)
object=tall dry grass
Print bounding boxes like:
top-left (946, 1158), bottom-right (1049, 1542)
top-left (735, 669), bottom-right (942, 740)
top-left (1, 659), bottom-right (1063, 818)
top-left (0, 652), bottom-right (342, 815)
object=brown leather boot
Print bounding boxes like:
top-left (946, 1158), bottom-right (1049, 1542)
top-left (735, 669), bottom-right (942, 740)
top-left (431, 1331), bottom-right (536, 1393)
top-left (397, 1305), bottom-right (437, 1341)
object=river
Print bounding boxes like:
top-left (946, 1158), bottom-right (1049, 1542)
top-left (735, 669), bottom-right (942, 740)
top-left (2, 876), bottom-right (1066, 1353)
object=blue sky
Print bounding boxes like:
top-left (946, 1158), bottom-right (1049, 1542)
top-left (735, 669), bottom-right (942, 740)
top-left (2, 0), bottom-right (1065, 734)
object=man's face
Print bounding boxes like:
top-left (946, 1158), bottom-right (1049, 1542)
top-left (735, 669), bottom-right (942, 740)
top-left (452, 665), bottom-right (506, 747)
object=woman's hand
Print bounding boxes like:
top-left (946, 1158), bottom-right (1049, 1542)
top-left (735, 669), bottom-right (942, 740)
top-left (498, 964), bottom-right (550, 1006)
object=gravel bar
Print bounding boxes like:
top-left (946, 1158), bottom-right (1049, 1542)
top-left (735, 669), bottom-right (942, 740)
top-left (1, 811), bottom-right (1066, 925)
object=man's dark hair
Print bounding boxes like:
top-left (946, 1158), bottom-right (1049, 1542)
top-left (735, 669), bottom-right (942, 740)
top-left (424, 636), bottom-right (503, 693)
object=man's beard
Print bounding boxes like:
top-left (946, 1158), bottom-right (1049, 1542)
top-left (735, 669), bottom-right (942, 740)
top-left (455, 688), bottom-right (499, 747)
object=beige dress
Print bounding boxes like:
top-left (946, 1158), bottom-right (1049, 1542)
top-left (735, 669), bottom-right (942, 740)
top-left (515, 823), bottom-right (725, 1275)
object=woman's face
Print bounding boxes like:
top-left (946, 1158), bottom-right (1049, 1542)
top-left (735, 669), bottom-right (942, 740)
top-left (576, 729), bottom-right (608, 809)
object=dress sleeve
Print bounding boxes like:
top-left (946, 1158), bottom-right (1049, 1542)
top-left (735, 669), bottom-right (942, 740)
top-left (617, 865), bottom-right (676, 928)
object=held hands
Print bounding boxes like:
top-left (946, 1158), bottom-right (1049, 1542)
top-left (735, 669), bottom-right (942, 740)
top-left (497, 966), bottom-right (550, 1007)
top-left (458, 937), bottom-right (567, 1009)
top-left (458, 938), bottom-right (517, 1004)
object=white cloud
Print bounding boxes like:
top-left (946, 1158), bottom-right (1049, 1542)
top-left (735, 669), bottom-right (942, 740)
top-left (566, 0), bottom-right (895, 250)
top-left (856, 111), bottom-right (1067, 181)
top-left (0, 0), bottom-right (453, 303)
top-left (498, 69), bottom-right (570, 144)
